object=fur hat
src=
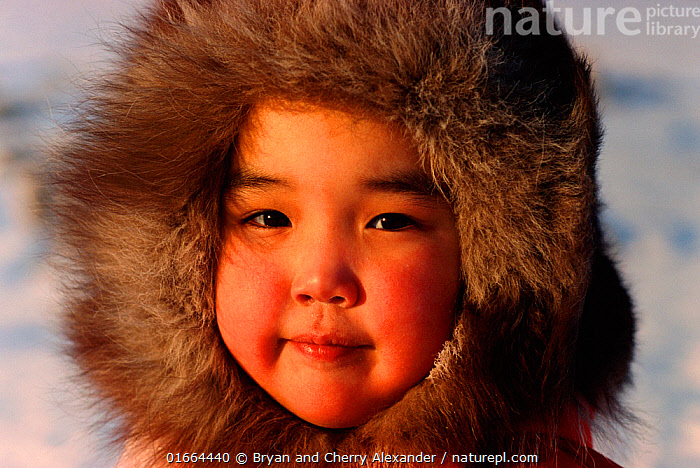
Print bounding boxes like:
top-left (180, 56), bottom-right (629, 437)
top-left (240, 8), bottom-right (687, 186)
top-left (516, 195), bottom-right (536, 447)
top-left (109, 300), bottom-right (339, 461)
top-left (49, 0), bottom-right (635, 464)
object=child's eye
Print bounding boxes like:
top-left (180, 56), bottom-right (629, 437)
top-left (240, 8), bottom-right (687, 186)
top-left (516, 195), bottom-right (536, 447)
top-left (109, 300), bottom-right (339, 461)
top-left (245, 211), bottom-right (291, 228)
top-left (366, 213), bottom-right (415, 231)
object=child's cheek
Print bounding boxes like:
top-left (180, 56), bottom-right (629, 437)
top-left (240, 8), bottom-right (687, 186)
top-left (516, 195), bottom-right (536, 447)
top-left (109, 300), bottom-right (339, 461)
top-left (364, 242), bottom-right (460, 379)
top-left (216, 244), bottom-right (289, 373)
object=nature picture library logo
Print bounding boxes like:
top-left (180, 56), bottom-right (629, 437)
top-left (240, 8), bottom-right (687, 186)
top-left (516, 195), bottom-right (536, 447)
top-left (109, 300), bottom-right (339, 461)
top-left (486, 2), bottom-right (700, 39)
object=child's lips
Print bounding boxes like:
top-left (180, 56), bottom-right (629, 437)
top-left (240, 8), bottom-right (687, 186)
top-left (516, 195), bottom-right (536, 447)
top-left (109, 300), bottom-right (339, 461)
top-left (287, 333), bottom-right (371, 362)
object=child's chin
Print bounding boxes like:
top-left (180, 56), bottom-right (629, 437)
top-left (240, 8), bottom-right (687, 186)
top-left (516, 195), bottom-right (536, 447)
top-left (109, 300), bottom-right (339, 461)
top-left (285, 398), bottom-right (383, 429)
top-left (299, 411), bottom-right (371, 429)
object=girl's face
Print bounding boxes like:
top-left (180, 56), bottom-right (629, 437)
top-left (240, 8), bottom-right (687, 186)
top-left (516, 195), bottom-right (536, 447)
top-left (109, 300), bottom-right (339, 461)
top-left (216, 103), bottom-right (461, 428)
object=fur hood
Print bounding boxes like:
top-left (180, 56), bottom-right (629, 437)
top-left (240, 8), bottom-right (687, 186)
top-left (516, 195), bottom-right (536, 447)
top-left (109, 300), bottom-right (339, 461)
top-left (50, 0), bottom-right (635, 465)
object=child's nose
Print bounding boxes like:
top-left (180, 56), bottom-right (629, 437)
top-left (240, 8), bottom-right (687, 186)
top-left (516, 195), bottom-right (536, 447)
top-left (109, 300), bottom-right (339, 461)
top-left (290, 238), bottom-right (361, 308)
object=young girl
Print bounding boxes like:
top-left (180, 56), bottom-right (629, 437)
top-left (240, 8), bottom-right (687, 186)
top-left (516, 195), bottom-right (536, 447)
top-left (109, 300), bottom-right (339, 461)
top-left (50, 0), bottom-right (635, 466)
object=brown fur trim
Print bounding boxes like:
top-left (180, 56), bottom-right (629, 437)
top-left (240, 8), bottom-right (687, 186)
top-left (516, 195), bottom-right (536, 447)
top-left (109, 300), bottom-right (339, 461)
top-left (48, 0), bottom-right (634, 465)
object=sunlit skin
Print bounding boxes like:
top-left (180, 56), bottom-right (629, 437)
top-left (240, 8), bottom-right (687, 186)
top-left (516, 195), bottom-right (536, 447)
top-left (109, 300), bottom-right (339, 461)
top-left (216, 103), bottom-right (461, 428)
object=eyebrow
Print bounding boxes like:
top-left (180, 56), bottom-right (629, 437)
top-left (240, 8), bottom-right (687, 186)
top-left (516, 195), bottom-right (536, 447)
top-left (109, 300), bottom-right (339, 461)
top-left (360, 170), bottom-right (443, 200)
top-left (228, 169), bottom-right (291, 191)
top-left (227, 167), bottom-right (445, 201)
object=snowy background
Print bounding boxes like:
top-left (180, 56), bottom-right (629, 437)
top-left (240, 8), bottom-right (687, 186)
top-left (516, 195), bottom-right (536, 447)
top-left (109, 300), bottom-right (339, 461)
top-left (0, 1), bottom-right (698, 467)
